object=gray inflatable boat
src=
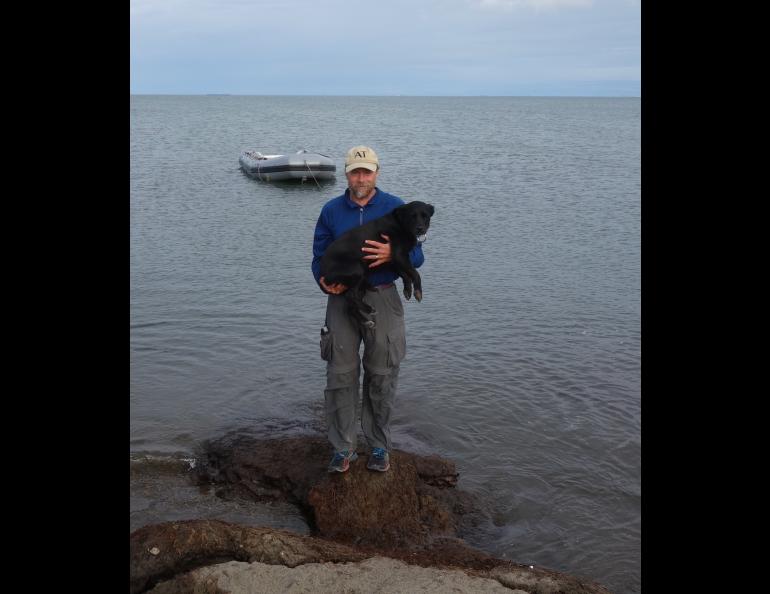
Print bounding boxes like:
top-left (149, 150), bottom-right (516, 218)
top-left (239, 149), bottom-right (336, 182)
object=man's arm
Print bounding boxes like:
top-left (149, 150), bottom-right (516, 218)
top-left (409, 242), bottom-right (425, 269)
top-left (312, 211), bottom-right (332, 286)
top-left (312, 210), bottom-right (348, 294)
top-left (364, 235), bottom-right (424, 270)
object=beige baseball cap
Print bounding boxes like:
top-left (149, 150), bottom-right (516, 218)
top-left (345, 145), bottom-right (379, 173)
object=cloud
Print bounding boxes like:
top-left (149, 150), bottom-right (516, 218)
top-left (131, 0), bottom-right (638, 95)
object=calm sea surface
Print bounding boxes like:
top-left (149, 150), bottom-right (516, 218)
top-left (130, 95), bottom-right (640, 593)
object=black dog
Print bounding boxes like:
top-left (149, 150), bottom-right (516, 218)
top-left (319, 201), bottom-right (434, 328)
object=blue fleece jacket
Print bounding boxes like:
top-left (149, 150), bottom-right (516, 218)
top-left (312, 187), bottom-right (425, 290)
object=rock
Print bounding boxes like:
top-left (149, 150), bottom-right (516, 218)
top-left (488, 564), bottom-right (612, 594)
top-left (308, 454), bottom-right (432, 546)
top-left (127, 433), bottom-right (614, 593)
top-left (130, 519), bottom-right (367, 594)
top-left (130, 520), bottom-right (612, 594)
top-left (147, 557), bottom-right (515, 594)
top-left (193, 433), bottom-right (486, 547)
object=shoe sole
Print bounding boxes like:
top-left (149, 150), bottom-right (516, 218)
top-left (367, 461), bottom-right (390, 472)
top-left (328, 452), bottom-right (358, 473)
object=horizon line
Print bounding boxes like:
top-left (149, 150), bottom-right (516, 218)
top-left (130, 93), bottom-right (641, 98)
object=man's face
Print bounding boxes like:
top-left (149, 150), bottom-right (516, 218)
top-left (346, 167), bottom-right (378, 199)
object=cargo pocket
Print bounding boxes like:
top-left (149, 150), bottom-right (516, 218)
top-left (384, 287), bottom-right (404, 317)
top-left (386, 331), bottom-right (406, 368)
top-left (320, 329), bottom-right (333, 362)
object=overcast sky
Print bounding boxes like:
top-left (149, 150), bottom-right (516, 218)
top-left (130, 0), bottom-right (640, 96)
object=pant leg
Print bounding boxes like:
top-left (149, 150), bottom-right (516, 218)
top-left (360, 285), bottom-right (406, 451)
top-left (322, 294), bottom-right (363, 453)
top-left (324, 367), bottom-right (360, 453)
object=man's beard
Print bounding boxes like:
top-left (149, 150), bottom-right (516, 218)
top-left (351, 185), bottom-right (373, 199)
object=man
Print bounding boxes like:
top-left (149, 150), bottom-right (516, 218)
top-left (311, 145), bottom-right (425, 473)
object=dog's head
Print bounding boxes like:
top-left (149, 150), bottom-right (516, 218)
top-left (393, 201), bottom-right (434, 242)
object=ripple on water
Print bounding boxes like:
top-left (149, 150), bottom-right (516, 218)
top-left (131, 96), bottom-right (640, 594)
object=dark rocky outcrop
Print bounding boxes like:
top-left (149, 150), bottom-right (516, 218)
top-left (192, 432), bottom-right (486, 548)
top-left (131, 519), bottom-right (612, 594)
top-left (130, 519), bottom-right (367, 594)
top-left (130, 432), bottom-right (612, 593)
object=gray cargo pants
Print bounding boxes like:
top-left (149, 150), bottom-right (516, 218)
top-left (319, 283), bottom-right (406, 454)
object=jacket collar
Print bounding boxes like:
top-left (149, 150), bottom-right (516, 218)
top-left (344, 187), bottom-right (380, 208)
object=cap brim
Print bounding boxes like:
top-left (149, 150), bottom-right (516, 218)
top-left (345, 162), bottom-right (378, 173)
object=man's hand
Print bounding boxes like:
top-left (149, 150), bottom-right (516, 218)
top-left (320, 276), bottom-right (348, 295)
top-left (362, 234), bottom-right (392, 268)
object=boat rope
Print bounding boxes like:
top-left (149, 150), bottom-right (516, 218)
top-left (304, 160), bottom-right (322, 189)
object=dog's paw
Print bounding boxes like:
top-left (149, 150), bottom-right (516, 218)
top-left (414, 290), bottom-right (422, 302)
top-left (403, 286), bottom-right (412, 300)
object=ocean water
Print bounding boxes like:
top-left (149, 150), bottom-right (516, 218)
top-left (130, 95), bottom-right (640, 593)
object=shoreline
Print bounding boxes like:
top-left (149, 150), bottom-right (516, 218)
top-left (130, 432), bottom-right (613, 593)
top-left (131, 520), bottom-right (612, 594)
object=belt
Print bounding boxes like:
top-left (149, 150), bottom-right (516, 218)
top-left (367, 282), bottom-right (395, 292)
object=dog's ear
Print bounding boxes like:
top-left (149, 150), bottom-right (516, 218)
top-left (426, 203), bottom-right (435, 217)
top-left (393, 204), bottom-right (407, 225)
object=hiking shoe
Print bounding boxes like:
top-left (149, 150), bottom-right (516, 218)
top-left (328, 450), bottom-right (358, 473)
top-left (367, 447), bottom-right (390, 472)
